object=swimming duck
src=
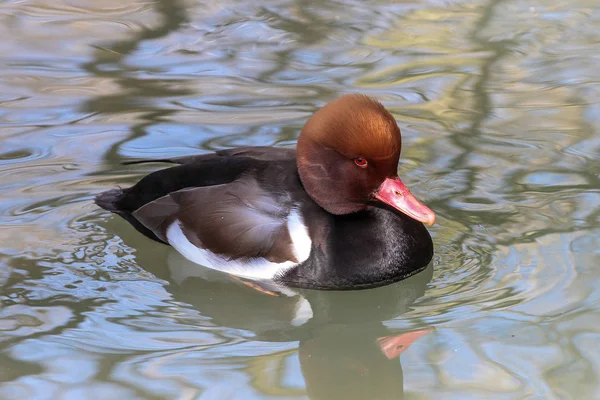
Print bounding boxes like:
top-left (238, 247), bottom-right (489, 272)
top-left (95, 94), bottom-right (435, 290)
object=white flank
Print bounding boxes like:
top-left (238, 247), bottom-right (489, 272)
top-left (166, 210), bottom-right (312, 280)
top-left (287, 209), bottom-right (312, 262)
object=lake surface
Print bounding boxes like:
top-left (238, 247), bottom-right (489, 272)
top-left (1, 0), bottom-right (599, 398)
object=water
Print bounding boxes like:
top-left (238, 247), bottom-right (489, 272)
top-left (0, 0), bottom-right (599, 398)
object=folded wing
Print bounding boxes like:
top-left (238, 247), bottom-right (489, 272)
top-left (133, 177), bottom-right (299, 264)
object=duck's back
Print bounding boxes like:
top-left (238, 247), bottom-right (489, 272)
top-left (95, 147), bottom-right (299, 243)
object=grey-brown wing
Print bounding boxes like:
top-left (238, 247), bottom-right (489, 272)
top-left (132, 178), bottom-right (297, 263)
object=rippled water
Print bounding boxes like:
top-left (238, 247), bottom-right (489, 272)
top-left (0, 0), bottom-right (599, 398)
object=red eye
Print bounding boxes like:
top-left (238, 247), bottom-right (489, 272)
top-left (354, 156), bottom-right (368, 168)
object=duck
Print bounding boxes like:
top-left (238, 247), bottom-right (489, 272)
top-left (95, 94), bottom-right (436, 290)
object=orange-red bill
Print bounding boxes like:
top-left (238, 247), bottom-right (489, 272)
top-left (377, 328), bottom-right (434, 359)
top-left (374, 177), bottom-right (436, 226)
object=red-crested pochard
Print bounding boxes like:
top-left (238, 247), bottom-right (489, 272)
top-left (95, 94), bottom-right (435, 289)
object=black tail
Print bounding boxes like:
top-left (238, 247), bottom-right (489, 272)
top-left (94, 188), bottom-right (124, 212)
top-left (95, 188), bottom-right (167, 244)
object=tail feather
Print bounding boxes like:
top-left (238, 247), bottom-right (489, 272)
top-left (95, 187), bottom-right (167, 244)
top-left (94, 188), bottom-right (124, 212)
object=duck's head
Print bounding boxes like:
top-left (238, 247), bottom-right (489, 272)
top-left (297, 94), bottom-right (435, 226)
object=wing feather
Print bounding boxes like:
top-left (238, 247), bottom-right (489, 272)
top-left (132, 178), bottom-right (297, 264)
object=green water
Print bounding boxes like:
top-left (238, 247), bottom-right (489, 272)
top-left (1, 0), bottom-right (599, 398)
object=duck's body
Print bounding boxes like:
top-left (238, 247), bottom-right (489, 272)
top-left (96, 95), bottom-right (435, 290)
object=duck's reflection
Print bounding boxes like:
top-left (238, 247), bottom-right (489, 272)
top-left (296, 277), bottom-right (432, 400)
top-left (166, 251), bottom-right (432, 399)
top-left (108, 216), bottom-right (433, 399)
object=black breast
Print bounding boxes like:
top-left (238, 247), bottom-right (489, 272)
top-left (278, 204), bottom-right (433, 290)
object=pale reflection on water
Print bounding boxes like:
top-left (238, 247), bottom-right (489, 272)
top-left (0, 0), bottom-right (599, 398)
